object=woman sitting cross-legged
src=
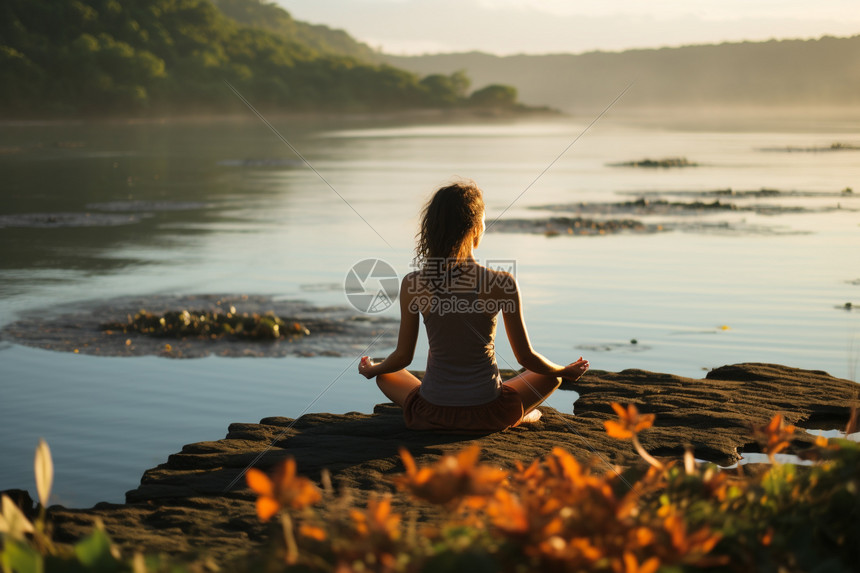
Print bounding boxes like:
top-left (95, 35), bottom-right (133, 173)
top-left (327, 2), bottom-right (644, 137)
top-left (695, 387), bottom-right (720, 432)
top-left (358, 180), bottom-right (589, 431)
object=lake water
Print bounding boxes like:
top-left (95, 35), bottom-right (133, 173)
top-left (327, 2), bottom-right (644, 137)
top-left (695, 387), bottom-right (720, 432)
top-left (1, 112), bottom-right (859, 508)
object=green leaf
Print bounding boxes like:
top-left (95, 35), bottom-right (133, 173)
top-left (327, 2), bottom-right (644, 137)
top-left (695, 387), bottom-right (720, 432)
top-left (34, 439), bottom-right (53, 508)
top-left (1, 537), bottom-right (44, 573)
top-left (74, 527), bottom-right (115, 569)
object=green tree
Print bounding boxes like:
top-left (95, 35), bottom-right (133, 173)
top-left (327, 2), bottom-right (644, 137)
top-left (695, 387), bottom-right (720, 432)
top-left (469, 84), bottom-right (518, 108)
top-left (417, 74), bottom-right (451, 106)
top-left (213, 0), bottom-right (379, 62)
top-left (0, 0), bottom-right (488, 116)
top-left (448, 69), bottom-right (470, 98)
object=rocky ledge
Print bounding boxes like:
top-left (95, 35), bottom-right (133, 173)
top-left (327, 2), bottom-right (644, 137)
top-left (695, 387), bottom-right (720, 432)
top-left (42, 363), bottom-right (857, 565)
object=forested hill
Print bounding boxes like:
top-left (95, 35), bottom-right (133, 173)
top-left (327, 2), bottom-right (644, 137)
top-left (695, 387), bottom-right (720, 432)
top-left (386, 35), bottom-right (860, 112)
top-left (211, 0), bottom-right (380, 62)
top-left (0, 0), bottom-right (522, 117)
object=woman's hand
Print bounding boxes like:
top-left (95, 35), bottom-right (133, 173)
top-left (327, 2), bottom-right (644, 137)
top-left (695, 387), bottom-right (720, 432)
top-left (358, 356), bottom-right (377, 379)
top-left (560, 357), bottom-right (589, 381)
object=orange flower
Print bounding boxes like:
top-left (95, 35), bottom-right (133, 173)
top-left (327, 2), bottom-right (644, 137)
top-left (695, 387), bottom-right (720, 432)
top-left (394, 444), bottom-right (507, 505)
top-left (753, 413), bottom-right (796, 458)
top-left (627, 527), bottom-right (656, 550)
top-left (604, 404), bottom-right (663, 468)
top-left (349, 493), bottom-right (401, 542)
top-left (613, 552), bottom-right (660, 573)
top-left (542, 447), bottom-right (622, 500)
top-left (539, 535), bottom-right (603, 565)
top-left (605, 403), bottom-right (655, 439)
top-left (246, 458), bottom-right (322, 521)
top-left (663, 514), bottom-right (722, 559)
top-left (550, 446), bottom-right (587, 486)
top-left (486, 488), bottom-right (529, 536)
top-left (298, 523), bottom-right (327, 542)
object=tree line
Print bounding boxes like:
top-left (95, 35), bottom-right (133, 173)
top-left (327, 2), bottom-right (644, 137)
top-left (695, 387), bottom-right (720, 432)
top-left (0, 0), bottom-right (525, 117)
top-left (387, 35), bottom-right (860, 111)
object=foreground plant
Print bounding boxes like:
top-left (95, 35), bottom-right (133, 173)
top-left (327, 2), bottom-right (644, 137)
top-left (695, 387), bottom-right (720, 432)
top-left (0, 440), bottom-right (190, 573)
top-left (394, 444), bottom-right (507, 507)
top-left (5, 407), bottom-right (858, 572)
top-left (604, 402), bottom-right (663, 469)
top-left (752, 413), bottom-right (796, 463)
top-left (241, 407), bottom-right (859, 573)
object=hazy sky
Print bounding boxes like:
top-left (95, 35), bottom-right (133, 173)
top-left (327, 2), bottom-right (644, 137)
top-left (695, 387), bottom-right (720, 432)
top-left (276, 0), bottom-right (860, 55)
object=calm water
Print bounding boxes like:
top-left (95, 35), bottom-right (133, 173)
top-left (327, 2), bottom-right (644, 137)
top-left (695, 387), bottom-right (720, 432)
top-left (1, 113), bottom-right (859, 507)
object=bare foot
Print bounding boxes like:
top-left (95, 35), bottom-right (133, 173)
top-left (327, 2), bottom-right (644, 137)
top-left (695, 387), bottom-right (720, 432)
top-left (521, 409), bottom-right (542, 424)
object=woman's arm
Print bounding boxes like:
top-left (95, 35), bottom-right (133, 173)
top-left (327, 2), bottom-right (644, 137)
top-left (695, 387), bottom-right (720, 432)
top-left (497, 272), bottom-right (588, 380)
top-left (358, 273), bottom-right (420, 378)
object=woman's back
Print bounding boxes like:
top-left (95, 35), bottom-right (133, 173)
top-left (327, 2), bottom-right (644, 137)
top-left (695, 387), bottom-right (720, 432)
top-left (357, 179), bottom-right (589, 431)
top-left (416, 264), bottom-right (503, 407)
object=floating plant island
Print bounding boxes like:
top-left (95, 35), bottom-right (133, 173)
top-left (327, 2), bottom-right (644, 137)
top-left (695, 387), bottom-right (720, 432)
top-left (1, 294), bottom-right (397, 358)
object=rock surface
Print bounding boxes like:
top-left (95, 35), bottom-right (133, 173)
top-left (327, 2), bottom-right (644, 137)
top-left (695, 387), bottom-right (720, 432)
top-left (44, 363), bottom-right (857, 565)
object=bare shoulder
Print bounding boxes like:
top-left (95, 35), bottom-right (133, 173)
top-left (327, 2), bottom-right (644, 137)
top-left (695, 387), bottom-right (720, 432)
top-left (398, 271), bottom-right (423, 315)
top-left (481, 266), bottom-right (518, 297)
top-left (401, 270), bottom-right (422, 294)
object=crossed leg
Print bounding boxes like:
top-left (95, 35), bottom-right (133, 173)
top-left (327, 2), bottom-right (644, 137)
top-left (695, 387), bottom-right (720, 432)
top-left (376, 369), bottom-right (422, 407)
top-left (503, 370), bottom-right (563, 422)
top-left (376, 368), bottom-right (560, 424)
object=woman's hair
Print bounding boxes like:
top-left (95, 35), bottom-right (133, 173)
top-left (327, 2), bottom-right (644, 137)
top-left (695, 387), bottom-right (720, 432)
top-left (414, 180), bottom-right (485, 269)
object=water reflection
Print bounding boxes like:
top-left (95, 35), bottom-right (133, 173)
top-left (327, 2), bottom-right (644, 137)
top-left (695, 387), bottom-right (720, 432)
top-left (1, 115), bottom-right (859, 507)
top-left (0, 120), bottom-right (325, 289)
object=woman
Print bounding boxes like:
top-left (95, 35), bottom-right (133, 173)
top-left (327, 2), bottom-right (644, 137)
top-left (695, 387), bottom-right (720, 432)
top-left (358, 180), bottom-right (589, 431)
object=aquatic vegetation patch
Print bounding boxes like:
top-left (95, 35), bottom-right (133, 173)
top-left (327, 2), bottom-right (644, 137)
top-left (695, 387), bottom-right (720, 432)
top-left (489, 216), bottom-right (807, 237)
top-left (216, 158), bottom-right (304, 168)
top-left (0, 212), bottom-right (150, 229)
top-left (609, 157), bottom-right (699, 168)
top-left (101, 309), bottom-right (311, 341)
top-left (1, 294), bottom-right (396, 358)
top-left (493, 186), bottom-right (855, 238)
top-left (532, 195), bottom-right (855, 217)
top-left (617, 187), bottom-right (857, 199)
top-left (669, 220), bottom-right (809, 235)
top-left (758, 142), bottom-right (860, 152)
top-left (85, 200), bottom-right (213, 212)
top-left (488, 216), bottom-right (660, 237)
top-left (534, 198), bottom-right (745, 216)
top-left (577, 340), bottom-right (652, 353)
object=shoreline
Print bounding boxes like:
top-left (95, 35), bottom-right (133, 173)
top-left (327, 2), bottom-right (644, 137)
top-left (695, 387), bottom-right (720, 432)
top-left (0, 105), bottom-right (564, 129)
top-left (6, 362), bottom-right (851, 564)
top-left (4, 105), bottom-right (860, 136)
